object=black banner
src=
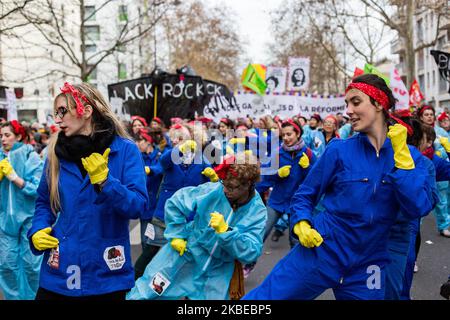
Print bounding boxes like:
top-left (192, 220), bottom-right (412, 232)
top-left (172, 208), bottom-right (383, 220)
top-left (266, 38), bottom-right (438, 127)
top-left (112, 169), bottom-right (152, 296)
top-left (430, 50), bottom-right (450, 94)
top-left (107, 73), bottom-right (236, 126)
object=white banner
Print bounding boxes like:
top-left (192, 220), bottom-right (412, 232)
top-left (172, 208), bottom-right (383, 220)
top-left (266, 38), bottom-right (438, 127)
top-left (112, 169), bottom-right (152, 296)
top-left (203, 92), bottom-right (346, 122)
top-left (390, 67), bottom-right (409, 110)
top-left (266, 66), bottom-right (287, 93)
top-left (288, 57), bottom-right (310, 91)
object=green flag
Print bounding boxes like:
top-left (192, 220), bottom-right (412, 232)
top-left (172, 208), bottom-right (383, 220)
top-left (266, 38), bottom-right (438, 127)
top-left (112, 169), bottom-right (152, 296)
top-left (364, 63), bottom-right (390, 86)
top-left (241, 64), bottom-right (267, 95)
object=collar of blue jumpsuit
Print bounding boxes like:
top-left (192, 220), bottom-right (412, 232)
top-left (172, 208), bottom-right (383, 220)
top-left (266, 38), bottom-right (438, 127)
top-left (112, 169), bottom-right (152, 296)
top-left (358, 132), bottom-right (392, 155)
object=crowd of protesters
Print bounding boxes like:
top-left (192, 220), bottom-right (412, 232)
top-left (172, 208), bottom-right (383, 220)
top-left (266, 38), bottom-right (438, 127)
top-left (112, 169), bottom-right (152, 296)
top-left (0, 75), bottom-right (449, 300)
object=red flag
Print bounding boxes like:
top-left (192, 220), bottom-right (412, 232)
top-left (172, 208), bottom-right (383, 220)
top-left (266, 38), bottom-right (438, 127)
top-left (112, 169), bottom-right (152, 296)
top-left (409, 79), bottom-right (424, 107)
top-left (352, 67), bottom-right (364, 79)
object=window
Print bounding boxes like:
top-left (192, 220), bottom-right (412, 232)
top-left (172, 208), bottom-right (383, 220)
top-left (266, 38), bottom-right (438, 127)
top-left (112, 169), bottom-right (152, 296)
top-left (85, 44), bottom-right (97, 53)
top-left (418, 49), bottom-right (424, 70)
top-left (418, 74), bottom-right (425, 93)
top-left (84, 5), bottom-right (96, 21)
top-left (87, 66), bottom-right (97, 82)
top-left (117, 43), bottom-right (126, 53)
top-left (439, 74), bottom-right (448, 93)
top-left (437, 36), bottom-right (445, 50)
top-left (118, 63), bottom-right (127, 80)
top-left (84, 25), bottom-right (100, 41)
top-left (119, 5), bottom-right (128, 22)
top-left (417, 19), bottom-right (423, 43)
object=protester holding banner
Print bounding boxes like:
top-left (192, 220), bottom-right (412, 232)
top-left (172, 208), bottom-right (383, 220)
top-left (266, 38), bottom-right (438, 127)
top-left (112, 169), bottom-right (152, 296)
top-left (28, 82), bottom-right (149, 300)
top-left (417, 105), bottom-right (450, 238)
top-left (0, 121), bottom-right (43, 300)
top-left (243, 74), bottom-right (437, 300)
top-left (142, 124), bottom-right (214, 265)
top-left (127, 153), bottom-right (267, 300)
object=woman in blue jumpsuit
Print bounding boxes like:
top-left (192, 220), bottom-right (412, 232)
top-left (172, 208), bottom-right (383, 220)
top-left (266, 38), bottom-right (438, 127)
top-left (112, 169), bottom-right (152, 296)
top-left (0, 121), bottom-right (43, 299)
top-left (127, 153), bottom-right (267, 300)
top-left (27, 82), bottom-right (149, 300)
top-left (243, 74), bottom-right (437, 300)
top-left (132, 128), bottom-right (164, 279)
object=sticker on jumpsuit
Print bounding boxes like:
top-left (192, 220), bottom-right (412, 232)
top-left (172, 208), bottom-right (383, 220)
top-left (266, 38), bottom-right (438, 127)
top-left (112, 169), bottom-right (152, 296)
top-left (103, 246), bottom-right (126, 271)
top-left (145, 223), bottom-right (155, 240)
top-left (150, 272), bottom-right (171, 296)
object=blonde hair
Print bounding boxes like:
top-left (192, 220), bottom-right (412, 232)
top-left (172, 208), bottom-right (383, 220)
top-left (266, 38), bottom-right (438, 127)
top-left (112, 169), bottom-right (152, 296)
top-left (47, 82), bottom-right (131, 214)
top-left (186, 122), bottom-right (207, 147)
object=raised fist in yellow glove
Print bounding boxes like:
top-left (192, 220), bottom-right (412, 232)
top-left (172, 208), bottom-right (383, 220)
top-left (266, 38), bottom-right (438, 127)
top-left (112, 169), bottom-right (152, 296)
top-left (145, 166), bottom-right (151, 175)
top-left (31, 227), bottom-right (59, 251)
top-left (170, 238), bottom-right (187, 256)
top-left (299, 152), bottom-right (310, 169)
top-left (0, 158), bottom-right (18, 181)
top-left (278, 165), bottom-right (291, 178)
top-left (81, 148), bottom-right (110, 185)
top-left (201, 167), bottom-right (219, 182)
top-left (387, 124), bottom-right (415, 170)
top-left (179, 140), bottom-right (197, 154)
top-left (209, 212), bottom-right (228, 233)
top-left (229, 137), bottom-right (246, 145)
top-left (439, 137), bottom-right (450, 153)
top-left (293, 220), bottom-right (323, 248)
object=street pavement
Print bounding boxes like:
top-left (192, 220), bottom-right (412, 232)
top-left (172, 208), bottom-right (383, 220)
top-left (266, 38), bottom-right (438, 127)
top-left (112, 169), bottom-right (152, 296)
top-left (129, 212), bottom-right (449, 300)
top-left (1, 212), bottom-right (447, 300)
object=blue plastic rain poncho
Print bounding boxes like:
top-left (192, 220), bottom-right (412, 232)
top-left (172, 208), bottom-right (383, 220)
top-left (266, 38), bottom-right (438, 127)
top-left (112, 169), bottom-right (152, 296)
top-left (0, 142), bottom-right (43, 300)
top-left (244, 133), bottom-right (437, 300)
top-left (127, 182), bottom-right (267, 300)
top-left (28, 136), bottom-right (148, 297)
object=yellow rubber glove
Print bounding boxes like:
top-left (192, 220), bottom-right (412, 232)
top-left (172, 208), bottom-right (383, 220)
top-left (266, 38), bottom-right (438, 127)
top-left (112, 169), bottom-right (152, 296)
top-left (0, 159), bottom-right (6, 181)
top-left (170, 238), bottom-right (187, 256)
top-left (201, 167), bottom-right (219, 182)
top-left (31, 227), bottom-right (59, 251)
top-left (298, 152), bottom-right (310, 169)
top-left (0, 158), bottom-right (18, 181)
top-left (244, 150), bottom-right (253, 156)
top-left (387, 124), bottom-right (415, 170)
top-left (179, 140), bottom-right (197, 154)
top-left (209, 212), bottom-right (228, 233)
top-left (145, 166), bottom-right (151, 175)
top-left (278, 165), bottom-right (291, 178)
top-left (436, 150), bottom-right (442, 158)
top-left (293, 220), bottom-right (323, 248)
top-left (439, 137), bottom-right (450, 153)
top-left (81, 148), bottom-right (110, 185)
top-left (229, 137), bottom-right (246, 145)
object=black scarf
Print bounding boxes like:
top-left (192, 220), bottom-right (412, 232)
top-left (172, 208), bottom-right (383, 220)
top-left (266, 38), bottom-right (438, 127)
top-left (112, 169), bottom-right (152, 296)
top-left (55, 118), bottom-right (115, 176)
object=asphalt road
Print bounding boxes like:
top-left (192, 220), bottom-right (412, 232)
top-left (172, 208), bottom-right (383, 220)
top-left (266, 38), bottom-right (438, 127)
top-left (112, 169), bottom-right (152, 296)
top-left (1, 212), bottom-right (447, 300)
top-left (130, 212), bottom-right (449, 300)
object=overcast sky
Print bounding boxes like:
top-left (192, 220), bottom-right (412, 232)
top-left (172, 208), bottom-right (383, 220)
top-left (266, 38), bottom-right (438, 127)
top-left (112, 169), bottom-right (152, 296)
top-left (207, 0), bottom-right (284, 67)
top-left (205, 0), bottom-right (394, 72)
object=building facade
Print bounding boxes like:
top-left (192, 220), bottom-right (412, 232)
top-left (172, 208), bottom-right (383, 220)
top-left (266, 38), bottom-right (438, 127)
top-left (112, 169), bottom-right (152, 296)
top-left (391, 6), bottom-right (450, 111)
top-left (0, 0), bottom-right (149, 123)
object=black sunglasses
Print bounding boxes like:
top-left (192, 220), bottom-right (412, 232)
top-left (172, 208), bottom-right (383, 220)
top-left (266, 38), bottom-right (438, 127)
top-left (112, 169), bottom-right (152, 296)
top-left (54, 106), bottom-right (69, 119)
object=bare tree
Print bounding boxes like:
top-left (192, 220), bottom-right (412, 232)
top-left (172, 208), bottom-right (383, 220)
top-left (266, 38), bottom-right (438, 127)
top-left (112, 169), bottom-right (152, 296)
top-left (160, 0), bottom-right (243, 90)
top-left (16, 0), bottom-right (177, 81)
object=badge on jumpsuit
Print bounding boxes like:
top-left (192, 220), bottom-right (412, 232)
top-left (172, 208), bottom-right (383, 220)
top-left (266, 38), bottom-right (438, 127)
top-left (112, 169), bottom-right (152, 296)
top-left (48, 246), bottom-right (60, 269)
top-left (150, 272), bottom-right (171, 296)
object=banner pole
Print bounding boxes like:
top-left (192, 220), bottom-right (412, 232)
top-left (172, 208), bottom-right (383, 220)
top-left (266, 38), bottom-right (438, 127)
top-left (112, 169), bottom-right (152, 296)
top-left (154, 86), bottom-right (158, 118)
